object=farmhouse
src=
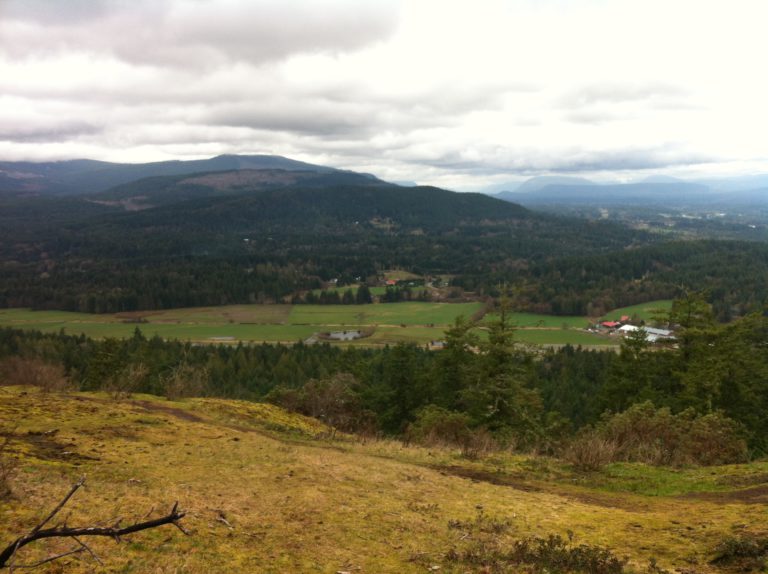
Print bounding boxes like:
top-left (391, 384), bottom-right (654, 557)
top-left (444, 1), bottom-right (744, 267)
top-left (617, 324), bottom-right (675, 343)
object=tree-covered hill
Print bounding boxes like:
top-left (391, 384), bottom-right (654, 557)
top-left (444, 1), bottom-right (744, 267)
top-left (1, 161), bottom-right (766, 317)
top-left (0, 168), bottom-right (654, 312)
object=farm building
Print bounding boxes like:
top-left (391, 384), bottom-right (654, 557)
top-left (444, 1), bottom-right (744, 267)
top-left (617, 324), bottom-right (675, 343)
top-left (324, 330), bottom-right (364, 341)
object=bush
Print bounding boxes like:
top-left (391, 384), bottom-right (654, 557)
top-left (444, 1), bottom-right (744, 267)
top-left (684, 412), bottom-right (749, 465)
top-left (408, 405), bottom-right (473, 447)
top-left (104, 362), bottom-right (149, 399)
top-left (460, 427), bottom-right (498, 460)
top-left (0, 357), bottom-right (70, 393)
top-left (565, 402), bottom-right (748, 468)
top-left (163, 362), bottom-right (208, 400)
top-left (711, 534), bottom-right (768, 571)
top-left (267, 373), bottom-right (375, 435)
top-left (509, 533), bottom-right (626, 574)
top-left (407, 405), bottom-right (498, 459)
top-left (564, 431), bottom-right (618, 471)
top-left (446, 513), bottom-right (632, 574)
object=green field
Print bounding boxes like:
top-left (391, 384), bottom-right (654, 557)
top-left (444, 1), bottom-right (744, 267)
top-left (484, 311), bottom-right (591, 329)
top-left (289, 302), bottom-right (482, 326)
top-left (599, 299), bottom-right (672, 323)
top-left (514, 329), bottom-right (615, 346)
top-left (0, 301), bottom-right (624, 347)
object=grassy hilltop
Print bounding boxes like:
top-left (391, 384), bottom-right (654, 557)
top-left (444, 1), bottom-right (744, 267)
top-left (2, 386), bottom-right (768, 573)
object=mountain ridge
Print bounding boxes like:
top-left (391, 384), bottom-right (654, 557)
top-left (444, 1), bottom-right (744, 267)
top-left (0, 154), bottom-right (341, 196)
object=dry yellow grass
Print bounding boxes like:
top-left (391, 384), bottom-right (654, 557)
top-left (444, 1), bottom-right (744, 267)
top-left (1, 386), bottom-right (766, 573)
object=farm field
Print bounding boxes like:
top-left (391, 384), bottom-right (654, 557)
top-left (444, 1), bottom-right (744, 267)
top-left (288, 302), bottom-right (482, 326)
top-left (600, 299), bottom-right (673, 323)
top-left (0, 302), bottom-right (622, 347)
top-left (484, 311), bottom-right (591, 329)
top-left (514, 328), bottom-right (615, 346)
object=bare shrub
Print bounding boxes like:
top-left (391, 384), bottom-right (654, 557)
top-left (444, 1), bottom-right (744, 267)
top-left (302, 373), bottom-right (365, 432)
top-left (461, 427), bottom-right (498, 460)
top-left (564, 432), bottom-right (618, 471)
top-left (163, 362), bottom-right (208, 400)
top-left (104, 362), bottom-right (148, 399)
top-left (0, 357), bottom-right (70, 393)
top-left (267, 373), bottom-right (375, 436)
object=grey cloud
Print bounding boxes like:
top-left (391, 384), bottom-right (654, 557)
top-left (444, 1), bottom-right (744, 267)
top-left (0, 0), bottom-right (118, 25)
top-left (419, 145), bottom-right (714, 177)
top-left (0, 121), bottom-right (102, 143)
top-left (565, 110), bottom-right (633, 125)
top-left (201, 99), bottom-right (378, 137)
top-left (566, 83), bottom-right (689, 107)
top-left (196, 82), bottom-right (506, 138)
top-left (0, 0), bottom-right (400, 69)
top-left (560, 83), bottom-right (695, 125)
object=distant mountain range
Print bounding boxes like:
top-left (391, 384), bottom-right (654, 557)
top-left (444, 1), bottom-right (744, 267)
top-left (0, 154), bottom-right (341, 196)
top-left (487, 174), bottom-right (768, 208)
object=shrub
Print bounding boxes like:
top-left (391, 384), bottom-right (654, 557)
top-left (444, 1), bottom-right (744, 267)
top-left (711, 534), bottom-right (768, 571)
top-left (408, 405), bottom-right (473, 448)
top-left (104, 362), bottom-right (149, 399)
top-left (567, 402), bottom-right (748, 468)
top-left (163, 362), bottom-right (208, 400)
top-left (0, 357), bottom-right (70, 393)
top-left (460, 427), bottom-right (498, 460)
top-left (509, 533), bottom-right (626, 574)
top-left (564, 431), bottom-right (618, 471)
top-left (684, 411), bottom-right (748, 465)
top-left (600, 402), bottom-right (680, 466)
top-left (446, 513), bottom-right (633, 574)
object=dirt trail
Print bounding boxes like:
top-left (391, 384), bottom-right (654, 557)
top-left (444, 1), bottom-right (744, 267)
top-left (131, 399), bottom-right (207, 423)
top-left (434, 464), bottom-right (768, 508)
top-left (430, 464), bottom-right (650, 511)
top-left (679, 484), bottom-right (768, 505)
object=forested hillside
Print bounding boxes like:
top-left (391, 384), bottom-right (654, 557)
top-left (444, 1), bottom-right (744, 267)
top-left (0, 169), bottom-right (652, 313)
top-left (1, 161), bottom-right (767, 317)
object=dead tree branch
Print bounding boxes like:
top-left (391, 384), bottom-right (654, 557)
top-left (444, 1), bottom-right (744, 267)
top-left (0, 478), bottom-right (188, 569)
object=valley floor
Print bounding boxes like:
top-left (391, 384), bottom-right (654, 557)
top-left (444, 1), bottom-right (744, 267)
top-left (0, 300), bottom-right (672, 348)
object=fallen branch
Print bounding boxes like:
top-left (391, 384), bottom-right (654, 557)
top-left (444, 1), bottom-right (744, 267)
top-left (0, 477), bottom-right (188, 569)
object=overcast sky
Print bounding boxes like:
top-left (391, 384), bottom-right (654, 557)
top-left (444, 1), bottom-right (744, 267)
top-left (1, 0), bottom-right (767, 190)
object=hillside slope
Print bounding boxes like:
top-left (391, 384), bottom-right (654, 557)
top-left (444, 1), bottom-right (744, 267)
top-left (2, 387), bottom-right (767, 573)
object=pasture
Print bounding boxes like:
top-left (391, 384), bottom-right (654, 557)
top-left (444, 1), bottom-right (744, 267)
top-left (0, 301), bottom-right (620, 347)
top-left (600, 299), bottom-right (673, 323)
